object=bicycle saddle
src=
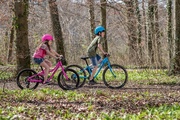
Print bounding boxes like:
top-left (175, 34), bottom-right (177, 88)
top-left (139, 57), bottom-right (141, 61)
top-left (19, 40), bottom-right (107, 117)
top-left (80, 56), bottom-right (90, 60)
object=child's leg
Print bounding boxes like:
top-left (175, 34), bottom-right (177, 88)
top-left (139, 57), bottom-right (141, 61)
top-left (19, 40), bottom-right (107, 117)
top-left (44, 59), bottom-right (52, 67)
top-left (89, 66), bottom-right (98, 80)
top-left (40, 61), bottom-right (50, 83)
top-left (89, 56), bottom-right (98, 81)
top-left (96, 54), bottom-right (102, 64)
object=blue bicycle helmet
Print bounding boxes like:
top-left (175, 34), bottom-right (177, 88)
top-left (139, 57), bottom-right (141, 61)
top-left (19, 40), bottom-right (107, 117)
top-left (94, 26), bottom-right (105, 35)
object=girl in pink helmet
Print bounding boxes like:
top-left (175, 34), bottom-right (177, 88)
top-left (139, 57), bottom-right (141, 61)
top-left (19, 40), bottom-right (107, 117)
top-left (33, 34), bottom-right (62, 84)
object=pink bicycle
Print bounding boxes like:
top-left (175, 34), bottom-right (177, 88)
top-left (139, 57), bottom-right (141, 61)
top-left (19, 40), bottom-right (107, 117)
top-left (16, 58), bottom-right (79, 90)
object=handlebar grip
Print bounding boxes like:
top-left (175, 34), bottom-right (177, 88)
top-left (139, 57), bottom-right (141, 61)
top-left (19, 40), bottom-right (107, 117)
top-left (104, 54), bottom-right (110, 58)
top-left (58, 56), bottom-right (64, 61)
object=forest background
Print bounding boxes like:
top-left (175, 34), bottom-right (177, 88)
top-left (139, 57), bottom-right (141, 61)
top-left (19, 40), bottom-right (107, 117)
top-left (0, 0), bottom-right (179, 75)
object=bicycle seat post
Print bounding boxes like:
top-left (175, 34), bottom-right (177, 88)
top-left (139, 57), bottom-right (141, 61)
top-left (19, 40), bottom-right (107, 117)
top-left (40, 66), bottom-right (43, 71)
top-left (85, 59), bottom-right (89, 66)
top-left (80, 56), bottom-right (90, 66)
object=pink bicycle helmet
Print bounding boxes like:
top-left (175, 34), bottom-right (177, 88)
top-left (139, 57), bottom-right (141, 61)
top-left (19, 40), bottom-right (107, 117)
top-left (41, 34), bottom-right (53, 42)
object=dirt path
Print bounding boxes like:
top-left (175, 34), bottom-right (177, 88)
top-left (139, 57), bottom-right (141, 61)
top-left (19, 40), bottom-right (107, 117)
top-left (1, 80), bottom-right (180, 93)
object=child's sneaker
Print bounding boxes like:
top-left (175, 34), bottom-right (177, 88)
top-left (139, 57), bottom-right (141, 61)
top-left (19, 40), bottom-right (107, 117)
top-left (43, 81), bottom-right (51, 85)
top-left (88, 79), bottom-right (97, 85)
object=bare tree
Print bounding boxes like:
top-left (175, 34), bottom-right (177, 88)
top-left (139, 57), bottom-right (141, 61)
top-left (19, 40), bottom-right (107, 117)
top-left (48, 0), bottom-right (66, 64)
top-left (88, 0), bottom-right (95, 40)
top-left (167, 0), bottom-right (173, 74)
top-left (100, 0), bottom-right (108, 53)
top-left (147, 0), bottom-right (155, 65)
top-left (172, 0), bottom-right (180, 74)
top-left (142, 0), bottom-right (147, 45)
top-left (8, 23), bottom-right (14, 63)
top-left (14, 0), bottom-right (30, 72)
top-left (124, 0), bottom-right (137, 64)
top-left (134, 0), bottom-right (143, 64)
top-left (154, 0), bottom-right (162, 68)
top-left (8, 3), bottom-right (15, 64)
top-left (146, 0), bottom-right (162, 68)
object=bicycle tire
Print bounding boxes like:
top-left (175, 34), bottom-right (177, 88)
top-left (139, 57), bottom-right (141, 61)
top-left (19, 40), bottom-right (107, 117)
top-left (66, 64), bottom-right (87, 87)
top-left (57, 68), bottom-right (80, 90)
top-left (16, 68), bottom-right (39, 90)
top-left (103, 64), bottom-right (128, 89)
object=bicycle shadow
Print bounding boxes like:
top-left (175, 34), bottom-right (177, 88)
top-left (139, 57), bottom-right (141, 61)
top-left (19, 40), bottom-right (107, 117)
top-left (79, 84), bottom-right (180, 91)
top-left (38, 82), bottom-right (180, 91)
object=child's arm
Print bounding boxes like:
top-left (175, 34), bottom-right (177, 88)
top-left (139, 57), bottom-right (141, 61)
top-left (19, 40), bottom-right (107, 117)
top-left (46, 50), bottom-right (59, 59)
top-left (98, 43), bottom-right (107, 55)
top-left (51, 49), bottom-right (62, 57)
top-left (42, 44), bottom-right (59, 59)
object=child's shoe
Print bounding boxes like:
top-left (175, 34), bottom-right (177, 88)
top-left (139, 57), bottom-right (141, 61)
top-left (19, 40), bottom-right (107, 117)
top-left (88, 79), bottom-right (97, 85)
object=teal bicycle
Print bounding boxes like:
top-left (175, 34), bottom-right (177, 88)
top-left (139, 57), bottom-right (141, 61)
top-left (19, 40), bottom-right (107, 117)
top-left (66, 55), bottom-right (128, 89)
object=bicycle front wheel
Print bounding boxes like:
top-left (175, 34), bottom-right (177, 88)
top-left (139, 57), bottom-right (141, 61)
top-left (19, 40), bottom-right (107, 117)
top-left (58, 68), bottom-right (80, 90)
top-left (103, 64), bottom-right (128, 89)
top-left (16, 68), bottom-right (39, 90)
top-left (66, 64), bottom-right (87, 87)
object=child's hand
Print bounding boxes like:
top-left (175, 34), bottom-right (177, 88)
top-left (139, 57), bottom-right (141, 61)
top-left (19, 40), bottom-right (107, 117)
top-left (57, 55), bottom-right (63, 60)
top-left (104, 52), bottom-right (109, 56)
top-left (59, 55), bottom-right (63, 59)
top-left (60, 55), bottom-right (63, 58)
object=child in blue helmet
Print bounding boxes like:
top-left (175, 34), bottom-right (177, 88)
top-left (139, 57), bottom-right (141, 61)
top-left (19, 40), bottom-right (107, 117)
top-left (87, 26), bottom-right (108, 85)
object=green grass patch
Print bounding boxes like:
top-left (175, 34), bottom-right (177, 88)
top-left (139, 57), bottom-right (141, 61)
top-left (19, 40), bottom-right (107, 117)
top-left (92, 69), bottom-right (180, 86)
top-left (0, 71), bottom-right (14, 80)
top-left (123, 104), bottom-right (180, 120)
top-left (0, 87), bottom-right (180, 119)
top-left (127, 69), bottom-right (180, 85)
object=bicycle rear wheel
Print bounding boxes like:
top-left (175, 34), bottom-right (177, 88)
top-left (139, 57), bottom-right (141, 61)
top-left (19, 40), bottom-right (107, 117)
top-left (57, 68), bottom-right (80, 90)
top-left (66, 64), bottom-right (87, 87)
top-left (16, 68), bottom-right (39, 90)
top-left (103, 64), bottom-right (128, 89)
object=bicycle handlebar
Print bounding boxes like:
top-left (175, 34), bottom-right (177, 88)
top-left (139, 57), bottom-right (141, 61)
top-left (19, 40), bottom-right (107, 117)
top-left (103, 53), bottom-right (110, 58)
top-left (57, 56), bottom-right (64, 61)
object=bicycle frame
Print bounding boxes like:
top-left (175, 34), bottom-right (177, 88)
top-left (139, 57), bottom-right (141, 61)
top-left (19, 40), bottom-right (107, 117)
top-left (83, 56), bottom-right (113, 79)
top-left (27, 60), bottom-right (68, 83)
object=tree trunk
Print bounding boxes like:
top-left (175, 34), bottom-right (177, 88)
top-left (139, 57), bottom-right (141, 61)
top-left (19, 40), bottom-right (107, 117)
top-left (8, 24), bottom-right (14, 63)
top-left (4, 31), bottom-right (8, 65)
top-left (142, 0), bottom-right (147, 46)
top-left (88, 0), bottom-right (95, 40)
top-left (173, 0), bottom-right (180, 74)
top-left (125, 0), bottom-right (137, 64)
top-left (48, 0), bottom-right (66, 65)
top-left (14, 0), bottom-right (30, 72)
top-left (134, 0), bottom-right (143, 64)
top-left (154, 0), bottom-right (162, 68)
top-left (100, 0), bottom-right (108, 53)
top-left (142, 0), bottom-right (148, 65)
top-left (167, 0), bottom-right (173, 74)
top-left (147, 0), bottom-right (155, 65)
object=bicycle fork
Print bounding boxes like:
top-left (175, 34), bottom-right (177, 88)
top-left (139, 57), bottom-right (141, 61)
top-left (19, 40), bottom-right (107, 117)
top-left (108, 64), bottom-right (116, 78)
top-left (61, 69), bottom-right (69, 80)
